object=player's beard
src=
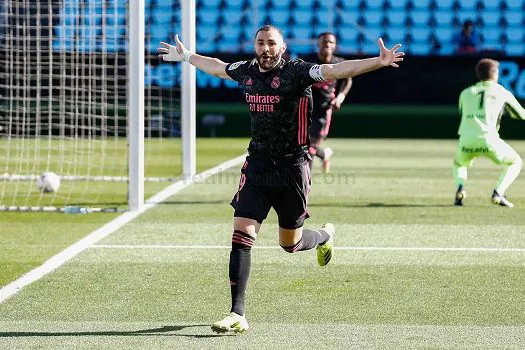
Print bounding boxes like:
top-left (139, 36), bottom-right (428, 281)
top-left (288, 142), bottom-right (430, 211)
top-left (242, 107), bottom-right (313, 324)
top-left (256, 52), bottom-right (281, 71)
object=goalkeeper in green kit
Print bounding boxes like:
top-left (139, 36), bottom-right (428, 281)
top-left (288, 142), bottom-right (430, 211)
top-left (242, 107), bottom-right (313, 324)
top-left (453, 58), bottom-right (525, 207)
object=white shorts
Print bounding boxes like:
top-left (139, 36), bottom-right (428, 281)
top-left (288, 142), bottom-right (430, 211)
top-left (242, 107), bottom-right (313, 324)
top-left (454, 135), bottom-right (521, 167)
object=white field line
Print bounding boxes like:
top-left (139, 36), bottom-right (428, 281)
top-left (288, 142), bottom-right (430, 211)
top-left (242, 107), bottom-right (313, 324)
top-left (0, 154), bottom-right (247, 304)
top-left (91, 244), bottom-right (525, 253)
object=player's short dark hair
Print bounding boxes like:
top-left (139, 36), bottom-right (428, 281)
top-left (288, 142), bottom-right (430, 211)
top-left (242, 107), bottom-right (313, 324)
top-left (255, 25), bottom-right (284, 40)
top-left (317, 32), bottom-right (336, 40)
top-left (476, 58), bottom-right (499, 81)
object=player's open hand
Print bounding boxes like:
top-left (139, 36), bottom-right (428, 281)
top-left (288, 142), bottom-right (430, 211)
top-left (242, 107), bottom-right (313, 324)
top-left (157, 34), bottom-right (187, 62)
top-left (378, 38), bottom-right (404, 68)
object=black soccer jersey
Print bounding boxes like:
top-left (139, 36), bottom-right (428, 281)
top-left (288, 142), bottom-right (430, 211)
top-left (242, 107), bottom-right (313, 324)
top-left (311, 55), bottom-right (345, 113)
top-left (225, 58), bottom-right (324, 159)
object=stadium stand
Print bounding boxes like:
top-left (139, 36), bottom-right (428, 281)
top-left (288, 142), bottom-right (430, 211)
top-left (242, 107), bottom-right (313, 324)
top-left (51, 0), bottom-right (524, 56)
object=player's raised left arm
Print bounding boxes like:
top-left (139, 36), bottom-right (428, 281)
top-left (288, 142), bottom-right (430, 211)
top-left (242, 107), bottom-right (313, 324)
top-left (321, 38), bottom-right (404, 80)
top-left (157, 34), bottom-right (231, 80)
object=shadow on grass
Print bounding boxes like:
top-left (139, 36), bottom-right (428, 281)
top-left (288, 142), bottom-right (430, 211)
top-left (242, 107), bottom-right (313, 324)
top-left (0, 324), bottom-right (234, 338)
top-left (309, 202), bottom-right (452, 208)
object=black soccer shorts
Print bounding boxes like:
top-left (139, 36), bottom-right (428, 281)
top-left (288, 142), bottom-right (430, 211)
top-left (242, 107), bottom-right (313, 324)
top-left (230, 154), bottom-right (311, 229)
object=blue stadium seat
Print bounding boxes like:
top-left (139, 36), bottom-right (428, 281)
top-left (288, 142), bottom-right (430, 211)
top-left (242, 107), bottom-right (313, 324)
top-left (389, 0), bottom-right (409, 10)
top-left (409, 42), bottom-right (430, 55)
top-left (155, 0), bottom-right (176, 7)
top-left (339, 0), bottom-right (360, 10)
top-left (479, 11), bottom-right (501, 28)
top-left (506, 12), bottom-right (523, 27)
top-left (360, 40), bottom-right (381, 54)
top-left (388, 27), bottom-right (406, 42)
top-left (293, 9), bottom-right (314, 26)
top-left (222, 9), bottom-right (243, 25)
top-left (506, 27), bottom-right (524, 42)
top-left (198, 24), bottom-right (219, 42)
top-left (456, 0), bottom-right (477, 11)
top-left (433, 0), bottom-right (455, 11)
top-left (481, 28), bottom-right (503, 45)
top-left (412, 0), bottom-right (432, 10)
top-left (273, 0), bottom-right (292, 9)
top-left (199, 8), bottom-right (220, 25)
top-left (365, 0), bottom-right (386, 10)
top-left (457, 9), bottom-right (478, 24)
top-left (267, 9), bottom-right (290, 26)
top-left (411, 10), bottom-right (431, 27)
top-left (150, 23), bottom-right (169, 42)
top-left (482, 0), bottom-right (500, 10)
top-left (410, 27), bottom-right (432, 41)
top-left (320, 0), bottom-right (337, 10)
top-left (220, 25), bottom-right (242, 41)
top-left (507, 0), bottom-right (524, 12)
top-left (363, 9), bottom-right (384, 27)
top-left (203, 0), bottom-right (221, 7)
top-left (439, 43), bottom-right (455, 55)
top-left (106, 9), bottom-right (126, 25)
top-left (152, 8), bottom-right (173, 24)
top-left (506, 43), bottom-right (525, 56)
top-left (226, 0), bottom-right (244, 8)
top-left (434, 27), bottom-right (453, 42)
top-left (296, 0), bottom-right (315, 9)
top-left (433, 10), bottom-right (455, 27)
top-left (291, 27), bottom-right (314, 40)
top-left (338, 28), bottom-right (359, 43)
top-left (388, 9), bottom-right (407, 27)
top-left (315, 11), bottom-right (335, 28)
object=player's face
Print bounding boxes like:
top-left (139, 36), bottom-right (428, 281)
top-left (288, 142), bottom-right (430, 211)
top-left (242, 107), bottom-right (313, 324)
top-left (254, 29), bottom-right (286, 71)
top-left (318, 34), bottom-right (336, 56)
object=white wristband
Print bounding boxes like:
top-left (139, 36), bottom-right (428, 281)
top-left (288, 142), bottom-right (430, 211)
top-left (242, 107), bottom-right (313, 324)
top-left (336, 92), bottom-right (345, 105)
top-left (182, 49), bottom-right (192, 62)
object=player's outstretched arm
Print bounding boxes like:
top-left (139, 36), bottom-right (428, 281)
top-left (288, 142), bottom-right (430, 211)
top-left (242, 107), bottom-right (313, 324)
top-left (321, 38), bottom-right (404, 80)
top-left (505, 93), bottom-right (525, 120)
top-left (157, 34), bottom-right (231, 80)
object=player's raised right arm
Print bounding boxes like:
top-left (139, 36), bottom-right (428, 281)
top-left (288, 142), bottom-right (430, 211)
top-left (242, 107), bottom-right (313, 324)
top-left (157, 34), bottom-right (231, 80)
top-left (504, 92), bottom-right (525, 120)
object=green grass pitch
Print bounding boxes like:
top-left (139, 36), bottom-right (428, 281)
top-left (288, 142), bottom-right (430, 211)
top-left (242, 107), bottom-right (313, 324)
top-left (1, 138), bottom-right (525, 349)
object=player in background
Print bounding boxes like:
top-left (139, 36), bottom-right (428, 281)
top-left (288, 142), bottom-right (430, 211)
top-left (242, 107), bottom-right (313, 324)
top-left (158, 25), bottom-right (404, 334)
top-left (453, 58), bottom-right (525, 207)
top-left (309, 32), bottom-right (353, 173)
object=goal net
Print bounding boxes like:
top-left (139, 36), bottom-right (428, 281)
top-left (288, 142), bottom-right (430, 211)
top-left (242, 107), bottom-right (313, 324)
top-left (0, 0), bottom-right (181, 212)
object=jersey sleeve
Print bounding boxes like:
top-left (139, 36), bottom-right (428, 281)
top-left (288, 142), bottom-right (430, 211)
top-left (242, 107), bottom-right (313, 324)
top-left (291, 59), bottom-right (325, 88)
top-left (503, 89), bottom-right (525, 120)
top-left (225, 60), bottom-right (250, 82)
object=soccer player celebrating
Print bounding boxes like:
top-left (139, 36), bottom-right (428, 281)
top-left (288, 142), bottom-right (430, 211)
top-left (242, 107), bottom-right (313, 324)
top-left (453, 58), bottom-right (525, 207)
top-left (309, 32), bottom-right (353, 173)
top-left (158, 25), bottom-right (404, 334)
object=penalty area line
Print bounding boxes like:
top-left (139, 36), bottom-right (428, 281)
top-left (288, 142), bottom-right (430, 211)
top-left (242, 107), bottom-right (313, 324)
top-left (0, 154), bottom-right (247, 304)
top-left (90, 245), bottom-right (525, 253)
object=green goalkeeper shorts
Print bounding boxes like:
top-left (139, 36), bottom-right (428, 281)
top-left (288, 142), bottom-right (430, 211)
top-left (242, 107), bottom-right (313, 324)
top-left (454, 135), bottom-right (521, 167)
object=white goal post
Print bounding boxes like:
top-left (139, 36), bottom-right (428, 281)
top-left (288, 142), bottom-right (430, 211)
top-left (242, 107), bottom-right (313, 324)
top-left (0, 0), bottom-right (195, 213)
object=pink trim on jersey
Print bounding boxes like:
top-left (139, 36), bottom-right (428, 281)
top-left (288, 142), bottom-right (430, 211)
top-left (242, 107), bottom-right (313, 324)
top-left (298, 97), bottom-right (309, 145)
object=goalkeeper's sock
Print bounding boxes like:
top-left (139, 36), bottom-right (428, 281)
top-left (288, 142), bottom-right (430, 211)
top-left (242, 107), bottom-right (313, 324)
top-left (229, 230), bottom-right (254, 316)
top-left (495, 159), bottom-right (522, 195)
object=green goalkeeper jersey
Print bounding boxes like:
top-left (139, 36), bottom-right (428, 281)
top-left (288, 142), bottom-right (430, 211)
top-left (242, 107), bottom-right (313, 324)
top-left (458, 80), bottom-right (525, 138)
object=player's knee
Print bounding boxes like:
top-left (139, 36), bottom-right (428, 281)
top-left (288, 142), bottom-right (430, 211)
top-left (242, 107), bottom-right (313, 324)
top-left (280, 240), bottom-right (302, 253)
top-left (232, 230), bottom-right (255, 249)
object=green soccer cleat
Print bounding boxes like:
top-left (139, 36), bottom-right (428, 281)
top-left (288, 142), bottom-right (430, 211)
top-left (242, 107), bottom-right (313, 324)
top-left (211, 312), bottom-right (249, 334)
top-left (316, 223), bottom-right (334, 266)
